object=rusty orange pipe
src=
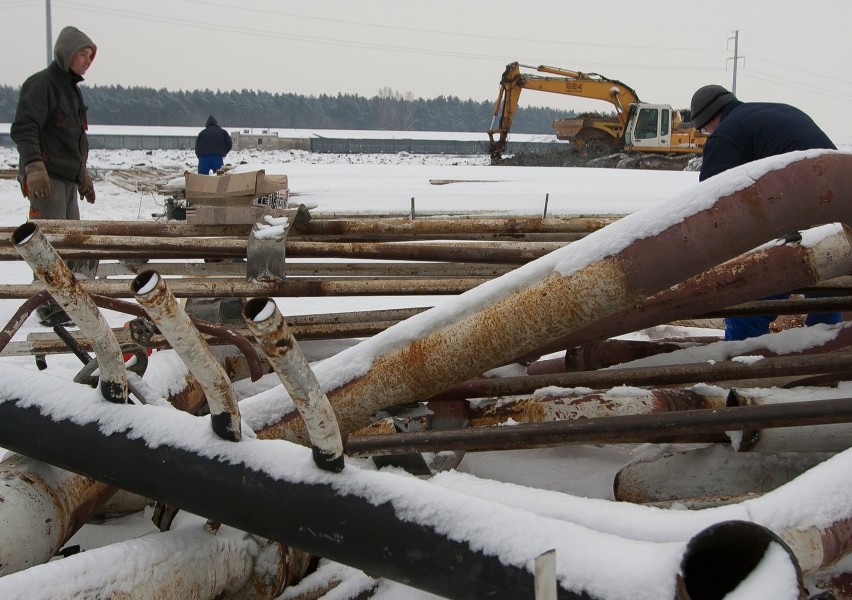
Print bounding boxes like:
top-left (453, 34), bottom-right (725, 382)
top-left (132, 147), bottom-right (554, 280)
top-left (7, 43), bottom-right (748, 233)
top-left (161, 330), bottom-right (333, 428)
top-left (259, 151), bottom-right (852, 443)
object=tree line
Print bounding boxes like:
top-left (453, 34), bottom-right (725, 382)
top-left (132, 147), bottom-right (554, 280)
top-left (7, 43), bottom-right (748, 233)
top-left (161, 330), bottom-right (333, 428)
top-left (0, 85), bottom-right (576, 134)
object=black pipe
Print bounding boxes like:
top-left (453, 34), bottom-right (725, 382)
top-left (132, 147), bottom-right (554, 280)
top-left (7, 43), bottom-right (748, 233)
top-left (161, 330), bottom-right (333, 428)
top-left (0, 398), bottom-right (593, 600)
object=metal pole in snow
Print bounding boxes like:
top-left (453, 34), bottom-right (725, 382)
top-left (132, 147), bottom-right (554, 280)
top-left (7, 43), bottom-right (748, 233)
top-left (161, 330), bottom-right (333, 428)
top-left (543, 194), bottom-right (549, 219)
top-left (410, 197), bottom-right (415, 220)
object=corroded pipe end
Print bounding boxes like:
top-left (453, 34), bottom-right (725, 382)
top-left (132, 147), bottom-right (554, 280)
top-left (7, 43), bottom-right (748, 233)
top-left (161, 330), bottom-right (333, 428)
top-left (130, 270), bottom-right (161, 298)
top-left (100, 379), bottom-right (128, 405)
top-left (211, 411), bottom-right (241, 442)
top-left (243, 297), bottom-right (277, 324)
top-left (676, 520), bottom-right (803, 599)
top-left (11, 222), bottom-right (37, 246)
top-left (312, 446), bottom-right (345, 473)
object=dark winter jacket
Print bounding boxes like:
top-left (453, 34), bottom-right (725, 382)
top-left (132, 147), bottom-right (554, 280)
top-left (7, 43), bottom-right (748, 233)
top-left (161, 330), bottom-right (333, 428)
top-left (699, 100), bottom-right (835, 181)
top-left (195, 118), bottom-right (233, 158)
top-left (11, 26), bottom-right (96, 184)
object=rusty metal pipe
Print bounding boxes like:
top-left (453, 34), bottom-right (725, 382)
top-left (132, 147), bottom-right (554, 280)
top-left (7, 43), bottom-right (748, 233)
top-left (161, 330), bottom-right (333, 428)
top-left (132, 270), bottom-right (242, 441)
top-left (0, 454), bottom-right (117, 576)
top-left (519, 223), bottom-right (852, 362)
top-left (701, 295), bottom-right (852, 317)
top-left (97, 260), bottom-right (515, 279)
top-left (0, 215), bottom-right (618, 237)
top-left (0, 238), bottom-right (562, 264)
top-left (426, 351), bottom-right (852, 404)
top-left (779, 515), bottom-right (852, 574)
top-left (258, 151), bottom-right (852, 444)
top-left (613, 445), bottom-right (834, 507)
top-left (0, 277), bottom-right (482, 299)
top-left (10, 222), bottom-right (128, 403)
top-left (243, 298), bottom-right (344, 473)
top-left (0, 290), bottom-right (52, 353)
top-left (344, 395), bottom-right (852, 456)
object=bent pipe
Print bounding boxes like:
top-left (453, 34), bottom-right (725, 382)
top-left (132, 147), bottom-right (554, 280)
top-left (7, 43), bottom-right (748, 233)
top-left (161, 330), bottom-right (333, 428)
top-left (132, 270), bottom-right (242, 442)
top-left (0, 390), bottom-right (803, 600)
top-left (258, 151), bottom-right (852, 443)
top-left (517, 222), bottom-right (852, 363)
top-left (0, 289), bottom-right (52, 353)
top-left (11, 222), bottom-right (128, 403)
top-left (242, 298), bottom-right (344, 472)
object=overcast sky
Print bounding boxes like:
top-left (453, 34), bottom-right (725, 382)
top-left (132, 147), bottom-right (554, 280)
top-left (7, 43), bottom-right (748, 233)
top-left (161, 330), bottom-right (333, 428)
top-left (2, 0), bottom-right (852, 144)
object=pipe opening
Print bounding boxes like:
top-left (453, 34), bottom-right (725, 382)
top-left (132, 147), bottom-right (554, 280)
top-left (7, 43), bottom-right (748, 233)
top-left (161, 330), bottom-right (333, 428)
top-left (244, 297), bottom-right (275, 323)
top-left (131, 271), bottom-right (160, 295)
top-left (11, 222), bottom-right (37, 246)
top-left (678, 520), bottom-right (800, 600)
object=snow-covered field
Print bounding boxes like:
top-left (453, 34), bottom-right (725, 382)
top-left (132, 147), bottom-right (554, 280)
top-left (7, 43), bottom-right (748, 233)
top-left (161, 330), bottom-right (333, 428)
top-left (0, 146), bottom-right (850, 599)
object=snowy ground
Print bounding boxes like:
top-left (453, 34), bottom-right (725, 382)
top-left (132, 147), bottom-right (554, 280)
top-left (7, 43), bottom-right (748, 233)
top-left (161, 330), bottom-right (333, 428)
top-left (0, 146), bottom-right (850, 599)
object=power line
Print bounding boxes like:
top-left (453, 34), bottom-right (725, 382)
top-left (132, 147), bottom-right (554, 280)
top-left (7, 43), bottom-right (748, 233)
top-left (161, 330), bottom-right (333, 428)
top-left (55, 0), bottom-right (721, 62)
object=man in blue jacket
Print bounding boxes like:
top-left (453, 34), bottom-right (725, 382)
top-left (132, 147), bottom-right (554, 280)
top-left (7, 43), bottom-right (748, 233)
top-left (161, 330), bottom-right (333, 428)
top-left (690, 84), bottom-right (842, 340)
top-left (195, 115), bottom-right (232, 175)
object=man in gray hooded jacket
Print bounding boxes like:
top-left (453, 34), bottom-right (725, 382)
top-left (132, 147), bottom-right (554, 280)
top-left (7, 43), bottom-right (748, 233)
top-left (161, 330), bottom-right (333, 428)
top-left (11, 26), bottom-right (98, 325)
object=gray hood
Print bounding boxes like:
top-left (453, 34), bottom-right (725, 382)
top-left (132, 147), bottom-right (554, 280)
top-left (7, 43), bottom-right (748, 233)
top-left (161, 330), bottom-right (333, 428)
top-left (53, 26), bottom-right (96, 72)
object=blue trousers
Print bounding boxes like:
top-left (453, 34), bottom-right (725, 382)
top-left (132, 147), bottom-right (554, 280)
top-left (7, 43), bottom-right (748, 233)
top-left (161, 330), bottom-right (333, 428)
top-left (198, 154), bottom-right (224, 175)
top-left (724, 292), bottom-right (843, 341)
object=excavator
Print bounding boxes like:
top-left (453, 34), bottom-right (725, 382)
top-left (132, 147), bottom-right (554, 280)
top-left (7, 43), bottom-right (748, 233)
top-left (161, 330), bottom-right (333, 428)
top-left (488, 62), bottom-right (707, 162)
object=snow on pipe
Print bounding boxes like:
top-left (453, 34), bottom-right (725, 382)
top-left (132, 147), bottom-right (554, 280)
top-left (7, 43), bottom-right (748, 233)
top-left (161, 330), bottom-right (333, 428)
top-left (10, 222), bottom-right (128, 404)
top-left (131, 270), bottom-right (243, 442)
top-left (432, 443), bottom-right (852, 577)
top-left (242, 298), bottom-right (344, 473)
top-left (256, 151), bottom-right (852, 444)
top-left (0, 525), bottom-right (292, 600)
top-left (516, 222), bottom-right (852, 363)
top-left (0, 389), bottom-right (805, 600)
top-left (0, 454), bottom-right (117, 577)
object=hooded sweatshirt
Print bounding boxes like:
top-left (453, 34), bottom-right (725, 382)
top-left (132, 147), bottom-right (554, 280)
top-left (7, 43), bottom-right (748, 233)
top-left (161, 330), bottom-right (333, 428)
top-left (11, 26), bottom-right (97, 184)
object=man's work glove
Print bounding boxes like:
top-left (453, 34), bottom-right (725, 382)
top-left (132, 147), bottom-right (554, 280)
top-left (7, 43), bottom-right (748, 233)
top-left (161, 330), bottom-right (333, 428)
top-left (24, 161), bottom-right (51, 200)
top-left (78, 170), bottom-right (96, 204)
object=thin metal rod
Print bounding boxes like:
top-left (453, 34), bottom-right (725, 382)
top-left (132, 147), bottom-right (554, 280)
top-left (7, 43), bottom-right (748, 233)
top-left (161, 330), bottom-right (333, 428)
top-left (0, 278), bottom-right (482, 299)
top-left (427, 351), bottom-right (852, 403)
top-left (345, 396), bottom-right (852, 456)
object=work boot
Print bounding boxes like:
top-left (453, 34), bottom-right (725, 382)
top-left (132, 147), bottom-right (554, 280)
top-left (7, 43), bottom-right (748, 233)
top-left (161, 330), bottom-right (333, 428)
top-left (36, 300), bottom-right (72, 327)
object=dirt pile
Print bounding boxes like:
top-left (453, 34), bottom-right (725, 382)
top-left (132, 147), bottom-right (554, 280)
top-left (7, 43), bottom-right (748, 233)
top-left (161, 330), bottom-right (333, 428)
top-left (496, 146), bottom-right (702, 171)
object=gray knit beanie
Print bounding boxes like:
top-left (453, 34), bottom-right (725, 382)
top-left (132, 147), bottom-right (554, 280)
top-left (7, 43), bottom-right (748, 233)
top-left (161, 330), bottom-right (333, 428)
top-left (690, 85), bottom-right (737, 130)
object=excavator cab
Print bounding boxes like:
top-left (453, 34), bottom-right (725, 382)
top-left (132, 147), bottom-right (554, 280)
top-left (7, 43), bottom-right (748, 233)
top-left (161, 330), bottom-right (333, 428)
top-left (624, 104), bottom-right (672, 148)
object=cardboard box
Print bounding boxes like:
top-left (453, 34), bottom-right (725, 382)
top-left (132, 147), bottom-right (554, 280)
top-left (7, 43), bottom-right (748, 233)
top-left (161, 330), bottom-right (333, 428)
top-left (185, 170), bottom-right (288, 207)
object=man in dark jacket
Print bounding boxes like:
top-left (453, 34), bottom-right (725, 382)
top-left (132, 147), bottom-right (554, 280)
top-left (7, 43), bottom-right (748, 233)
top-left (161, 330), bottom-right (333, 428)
top-left (11, 25), bottom-right (99, 326)
top-left (195, 115), bottom-right (232, 174)
top-left (690, 84), bottom-right (841, 340)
